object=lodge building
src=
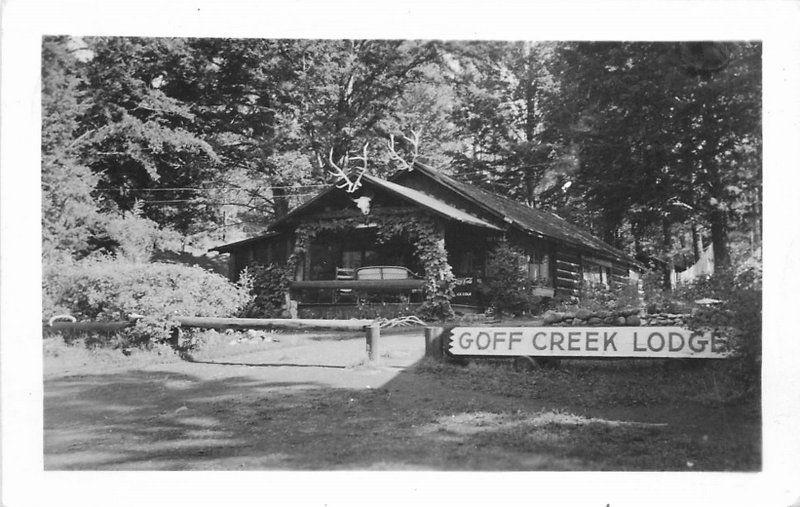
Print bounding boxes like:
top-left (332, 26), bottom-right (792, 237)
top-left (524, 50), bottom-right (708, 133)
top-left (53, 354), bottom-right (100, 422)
top-left (212, 163), bottom-right (642, 316)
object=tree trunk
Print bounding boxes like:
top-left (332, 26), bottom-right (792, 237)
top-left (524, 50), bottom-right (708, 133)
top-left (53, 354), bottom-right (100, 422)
top-left (662, 219), bottom-right (674, 290)
top-left (523, 43), bottom-right (538, 207)
top-left (710, 208), bottom-right (730, 269)
top-left (525, 173), bottom-right (536, 207)
top-left (691, 221), bottom-right (703, 262)
top-left (272, 186), bottom-right (290, 218)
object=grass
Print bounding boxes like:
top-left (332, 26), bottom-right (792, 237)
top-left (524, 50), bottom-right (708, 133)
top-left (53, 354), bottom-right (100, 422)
top-left (43, 333), bottom-right (181, 376)
top-left (43, 330), bottom-right (761, 470)
top-left (416, 356), bottom-right (759, 407)
top-left (411, 358), bottom-right (760, 470)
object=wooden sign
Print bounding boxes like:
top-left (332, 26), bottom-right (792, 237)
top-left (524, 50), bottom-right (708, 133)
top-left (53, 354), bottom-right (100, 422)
top-left (448, 327), bottom-right (731, 359)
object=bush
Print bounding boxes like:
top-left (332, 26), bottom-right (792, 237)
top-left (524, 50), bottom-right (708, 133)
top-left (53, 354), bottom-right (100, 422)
top-left (678, 264), bottom-right (762, 386)
top-left (43, 258), bottom-right (252, 346)
top-left (642, 269), bottom-right (691, 314)
top-left (575, 282), bottom-right (641, 312)
top-left (479, 242), bottom-right (543, 316)
top-left (238, 263), bottom-right (291, 318)
top-left (416, 296), bottom-right (455, 322)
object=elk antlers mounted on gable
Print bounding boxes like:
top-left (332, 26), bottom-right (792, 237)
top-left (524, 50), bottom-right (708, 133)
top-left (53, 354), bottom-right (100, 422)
top-left (387, 129), bottom-right (421, 171)
top-left (325, 143), bottom-right (369, 193)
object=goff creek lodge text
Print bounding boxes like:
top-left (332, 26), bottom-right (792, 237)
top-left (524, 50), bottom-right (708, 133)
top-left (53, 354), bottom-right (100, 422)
top-left (449, 327), bottom-right (730, 358)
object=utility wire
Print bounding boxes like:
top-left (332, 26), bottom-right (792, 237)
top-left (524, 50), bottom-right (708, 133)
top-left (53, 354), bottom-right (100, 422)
top-left (140, 193), bottom-right (318, 204)
top-left (94, 184), bottom-right (329, 191)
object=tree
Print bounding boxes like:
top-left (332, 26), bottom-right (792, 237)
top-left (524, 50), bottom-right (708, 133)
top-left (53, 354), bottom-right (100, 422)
top-left (542, 42), bottom-right (761, 266)
top-left (77, 37), bottom-right (222, 233)
top-left (280, 40), bottom-right (441, 175)
top-left (41, 37), bottom-right (102, 259)
top-left (443, 42), bottom-right (567, 206)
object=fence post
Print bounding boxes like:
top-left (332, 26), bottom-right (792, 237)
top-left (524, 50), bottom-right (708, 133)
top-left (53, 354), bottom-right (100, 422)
top-left (424, 326), bottom-right (444, 360)
top-left (366, 323), bottom-right (380, 362)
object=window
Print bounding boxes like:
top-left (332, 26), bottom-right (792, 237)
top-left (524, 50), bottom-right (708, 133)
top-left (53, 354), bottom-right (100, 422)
top-left (582, 257), bottom-right (612, 288)
top-left (526, 251), bottom-right (551, 284)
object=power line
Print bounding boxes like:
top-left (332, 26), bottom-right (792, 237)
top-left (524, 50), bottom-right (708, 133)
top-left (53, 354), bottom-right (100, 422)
top-left (140, 193), bottom-right (319, 205)
top-left (94, 184), bottom-right (330, 191)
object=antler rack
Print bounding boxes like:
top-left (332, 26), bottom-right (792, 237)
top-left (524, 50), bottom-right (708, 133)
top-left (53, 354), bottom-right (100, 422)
top-left (386, 130), bottom-right (421, 171)
top-left (325, 143), bottom-right (369, 193)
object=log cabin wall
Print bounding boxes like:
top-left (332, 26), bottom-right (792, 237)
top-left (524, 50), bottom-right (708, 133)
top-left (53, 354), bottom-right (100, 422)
top-left (554, 249), bottom-right (582, 298)
top-left (228, 233), bottom-right (291, 281)
top-left (610, 263), bottom-right (631, 289)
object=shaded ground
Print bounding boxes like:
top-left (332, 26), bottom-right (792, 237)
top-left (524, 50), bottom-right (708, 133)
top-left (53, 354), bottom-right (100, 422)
top-left (44, 330), bottom-right (760, 470)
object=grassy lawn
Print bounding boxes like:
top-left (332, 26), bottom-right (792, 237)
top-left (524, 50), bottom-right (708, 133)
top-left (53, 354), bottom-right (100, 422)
top-left (43, 333), bottom-right (761, 471)
top-left (413, 358), bottom-right (760, 471)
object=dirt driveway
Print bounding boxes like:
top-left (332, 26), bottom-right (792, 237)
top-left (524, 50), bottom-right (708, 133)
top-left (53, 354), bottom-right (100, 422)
top-left (44, 330), bottom-right (760, 470)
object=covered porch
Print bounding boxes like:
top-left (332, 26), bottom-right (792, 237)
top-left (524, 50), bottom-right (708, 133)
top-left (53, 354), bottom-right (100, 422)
top-left (290, 226), bottom-right (427, 305)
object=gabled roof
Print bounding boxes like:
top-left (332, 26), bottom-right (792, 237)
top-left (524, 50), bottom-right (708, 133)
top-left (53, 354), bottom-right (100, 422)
top-left (400, 163), bottom-right (641, 267)
top-left (212, 163), bottom-right (641, 269)
top-left (266, 174), bottom-right (502, 231)
top-left (361, 175), bottom-right (502, 230)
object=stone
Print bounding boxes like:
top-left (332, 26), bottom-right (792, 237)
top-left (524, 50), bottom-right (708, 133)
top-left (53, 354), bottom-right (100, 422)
top-left (543, 311), bottom-right (564, 325)
top-left (563, 312), bottom-right (576, 320)
top-left (575, 308), bottom-right (593, 320)
top-left (625, 315), bottom-right (641, 326)
top-left (615, 316), bottom-right (627, 325)
top-left (574, 319), bottom-right (585, 325)
top-left (588, 317), bottom-right (602, 325)
top-left (564, 318), bottom-right (574, 325)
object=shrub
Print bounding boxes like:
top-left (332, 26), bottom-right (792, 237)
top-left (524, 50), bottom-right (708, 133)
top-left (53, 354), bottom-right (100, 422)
top-left (479, 242), bottom-right (543, 316)
top-left (238, 263), bottom-right (291, 318)
top-left (678, 264), bottom-right (762, 388)
top-left (576, 282), bottom-right (641, 312)
top-left (86, 202), bottom-right (182, 263)
top-left (416, 296), bottom-right (455, 322)
top-left (642, 269), bottom-right (691, 314)
top-left (43, 258), bottom-right (252, 346)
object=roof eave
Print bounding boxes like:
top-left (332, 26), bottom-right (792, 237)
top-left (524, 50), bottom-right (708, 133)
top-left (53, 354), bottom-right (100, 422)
top-left (209, 231), bottom-right (281, 253)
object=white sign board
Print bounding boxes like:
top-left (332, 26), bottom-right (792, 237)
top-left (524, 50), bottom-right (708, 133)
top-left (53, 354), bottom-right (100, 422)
top-left (448, 327), bottom-right (730, 359)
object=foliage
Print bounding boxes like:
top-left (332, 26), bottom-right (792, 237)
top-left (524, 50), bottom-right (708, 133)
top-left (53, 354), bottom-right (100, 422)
top-left (446, 42), bottom-right (564, 207)
top-left (641, 269), bottom-right (688, 314)
top-left (677, 263), bottom-right (762, 386)
top-left (543, 42), bottom-right (761, 263)
top-left (574, 282), bottom-right (641, 312)
top-left (41, 37), bottom-right (104, 260)
top-left (42, 37), bottom-right (761, 305)
top-left (42, 37), bottom-right (447, 254)
top-left (43, 258), bottom-right (252, 345)
top-left (91, 205), bottom-right (182, 262)
top-left (416, 296), bottom-right (456, 322)
top-left (479, 242), bottom-right (543, 316)
top-left (639, 256), bottom-right (762, 394)
top-left (277, 40), bottom-right (441, 171)
top-left (239, 263), bottom-right (291, 318)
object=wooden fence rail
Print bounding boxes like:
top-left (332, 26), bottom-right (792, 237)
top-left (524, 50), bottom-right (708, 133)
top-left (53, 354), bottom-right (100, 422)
top-left (47, 317), bottom-right (381, 362)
